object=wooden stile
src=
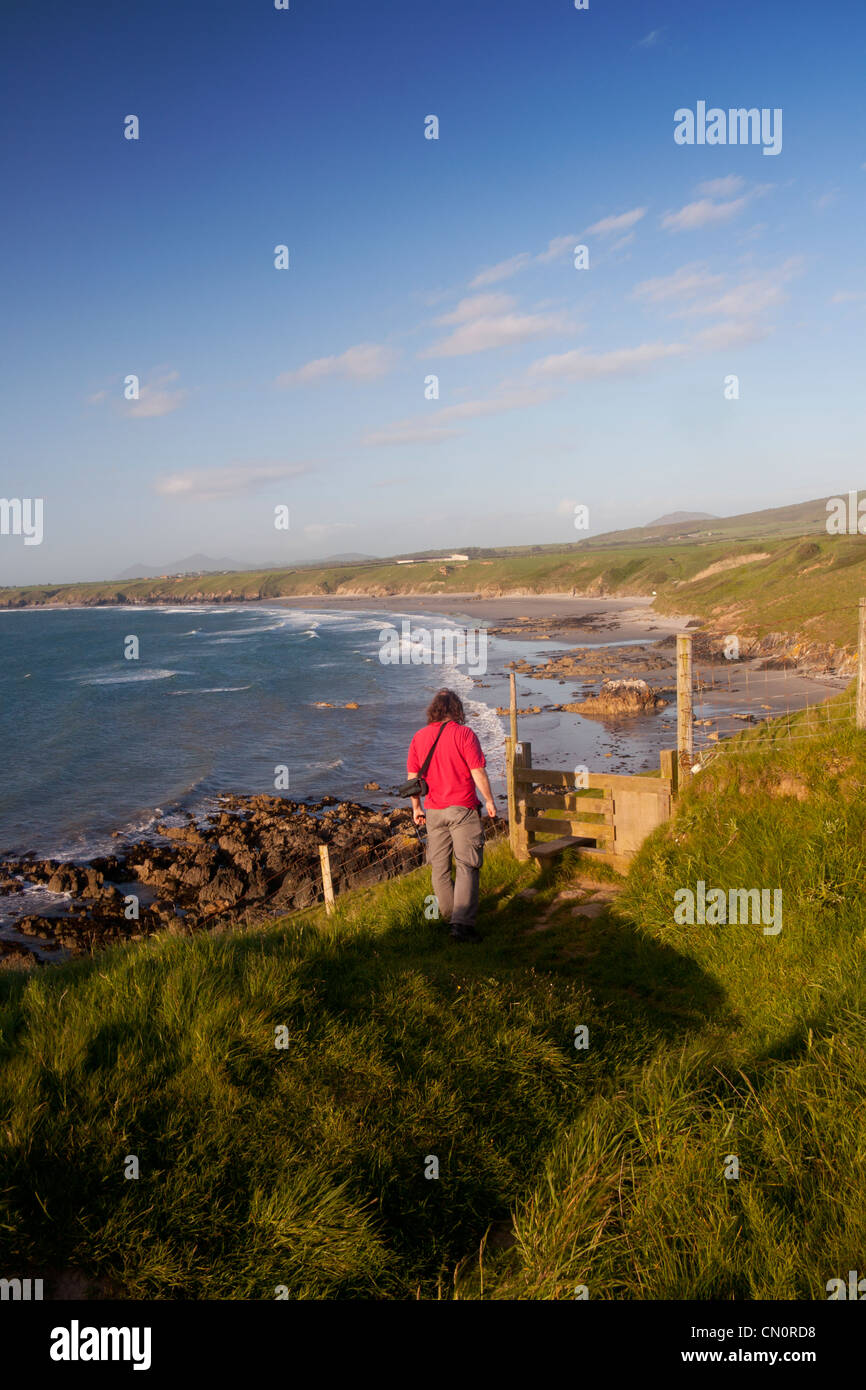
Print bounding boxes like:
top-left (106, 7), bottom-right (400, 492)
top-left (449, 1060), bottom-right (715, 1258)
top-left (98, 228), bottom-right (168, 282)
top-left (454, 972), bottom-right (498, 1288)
top-left (524, 816), bottom-right (614, 839)
top-left (515, 747), bottom-right (679, 873)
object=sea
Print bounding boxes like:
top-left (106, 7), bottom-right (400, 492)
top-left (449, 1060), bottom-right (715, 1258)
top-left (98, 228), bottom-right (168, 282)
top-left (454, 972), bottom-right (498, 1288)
top-left (0, 602), bottom-right (515, 862)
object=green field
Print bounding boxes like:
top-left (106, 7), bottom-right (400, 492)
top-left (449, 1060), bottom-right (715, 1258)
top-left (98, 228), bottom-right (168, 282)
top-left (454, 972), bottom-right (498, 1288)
top-left (1, 691), bottom-right (863, 1298)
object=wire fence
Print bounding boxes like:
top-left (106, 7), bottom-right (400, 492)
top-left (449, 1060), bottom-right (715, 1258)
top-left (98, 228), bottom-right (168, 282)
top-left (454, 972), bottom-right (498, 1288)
top-left (678, 654), bottom-right (856, 772)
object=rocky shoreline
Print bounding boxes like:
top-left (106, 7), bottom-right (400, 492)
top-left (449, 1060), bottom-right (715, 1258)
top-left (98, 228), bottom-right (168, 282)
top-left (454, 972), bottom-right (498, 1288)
top-left (0, 794), bottom-right (503, 968)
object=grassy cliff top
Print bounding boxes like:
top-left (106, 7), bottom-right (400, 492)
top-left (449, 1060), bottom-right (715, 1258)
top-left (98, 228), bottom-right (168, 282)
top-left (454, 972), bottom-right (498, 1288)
top-left (1, 692), bottom-right (864, 1298)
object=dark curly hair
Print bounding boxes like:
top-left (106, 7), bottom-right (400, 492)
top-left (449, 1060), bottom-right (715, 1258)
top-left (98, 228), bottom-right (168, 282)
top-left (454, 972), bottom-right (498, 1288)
top-left (426, 688), bottom-right (465, 724)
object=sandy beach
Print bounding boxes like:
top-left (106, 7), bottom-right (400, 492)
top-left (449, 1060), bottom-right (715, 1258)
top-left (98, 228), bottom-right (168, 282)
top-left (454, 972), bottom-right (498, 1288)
top-left (273, 589), bottom-right (849, 754)
top-left (317, 589), bottom-right (852, 782)
top-left (271, 592), bottom-right (695, 644)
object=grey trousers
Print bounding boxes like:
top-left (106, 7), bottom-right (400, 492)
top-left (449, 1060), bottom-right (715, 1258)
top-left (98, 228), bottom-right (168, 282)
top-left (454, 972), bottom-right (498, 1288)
top-left (425, 805), bottom-right (484, 928)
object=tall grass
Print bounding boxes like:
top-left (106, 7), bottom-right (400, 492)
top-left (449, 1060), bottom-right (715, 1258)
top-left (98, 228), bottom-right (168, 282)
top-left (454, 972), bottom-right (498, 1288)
top-left (1, 846), bottom-right (668, 1298)
top-left (455, 691), bottom-right (866, 1297)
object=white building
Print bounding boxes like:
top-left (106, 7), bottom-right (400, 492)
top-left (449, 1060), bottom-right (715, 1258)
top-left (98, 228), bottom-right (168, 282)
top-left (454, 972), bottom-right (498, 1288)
top-left (396, 553), bottom-right (469, 565)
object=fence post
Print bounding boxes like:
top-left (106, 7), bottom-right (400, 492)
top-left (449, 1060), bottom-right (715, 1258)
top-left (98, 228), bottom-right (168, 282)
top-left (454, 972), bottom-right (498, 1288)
top-left (514, 741), bottom-right (532, 861)
top-left (858, 598), bottom-right (866, 731)
top-left (676, 634), bottom-right (694, 777)
top-left (318, 843), bottom-right (335, 916)
top-left (505, 735), bottom-right (518, 856)
top-left (506, 678), bottom-right (523, 858)
top-left (659, 747), bottom-right (678, 797)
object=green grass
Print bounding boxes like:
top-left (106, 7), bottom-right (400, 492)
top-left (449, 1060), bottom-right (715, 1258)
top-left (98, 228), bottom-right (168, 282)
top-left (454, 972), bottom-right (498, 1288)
top-left (0, 845), bottom-right (690, 1299)
top-left (2, 695), bottom-right (865, 1299)
top-left (455, 690), bottom-right (866, 1298)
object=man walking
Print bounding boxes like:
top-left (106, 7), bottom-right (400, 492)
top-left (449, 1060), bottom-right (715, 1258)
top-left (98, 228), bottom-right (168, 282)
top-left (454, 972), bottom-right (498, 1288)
top-left (406, 688), bottom-right (497, 942)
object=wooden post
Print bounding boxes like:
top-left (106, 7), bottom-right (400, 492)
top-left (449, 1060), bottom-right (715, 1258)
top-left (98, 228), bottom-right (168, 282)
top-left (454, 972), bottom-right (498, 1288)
top-left (858, 598), bottom-right (866, 731)
top-left (659, 747), bottom-right (679, 798)
top-left (509, 671), bottom-right (518, 748)
top-left (676, 634), bottom-right (693, 776)
top-left (506, 675), bottom-right (521, 856)
top-left (318, 843), bottom-right (335, 916)
top-left (514, 741), bottom-right (532, 861)
top-left (505, 735), bottom-right (518, 857)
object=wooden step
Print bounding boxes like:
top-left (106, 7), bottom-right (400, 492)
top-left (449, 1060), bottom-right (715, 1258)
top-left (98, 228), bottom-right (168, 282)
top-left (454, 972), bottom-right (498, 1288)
top-left (529, 835), bottom-right (597, 859)
top-left (524, 816), bottom-right (614, 839)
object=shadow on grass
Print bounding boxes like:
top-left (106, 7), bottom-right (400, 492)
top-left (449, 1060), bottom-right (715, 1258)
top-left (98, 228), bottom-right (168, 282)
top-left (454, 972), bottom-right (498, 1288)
top-left (0, 854), bottom-right (730, 1299)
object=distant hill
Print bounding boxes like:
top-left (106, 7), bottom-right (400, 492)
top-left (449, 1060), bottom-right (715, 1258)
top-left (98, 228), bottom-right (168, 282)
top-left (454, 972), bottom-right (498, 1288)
top-left (296, 552), bottom-right (378, 566)
top-left (583, 496), bottom-right (844, 549)
top-left (117, 551), bottom-right (379, 579)
top-left (647, 511), bottom-right (717, 526)
top-left (117, 554), bottom-right (252, 580)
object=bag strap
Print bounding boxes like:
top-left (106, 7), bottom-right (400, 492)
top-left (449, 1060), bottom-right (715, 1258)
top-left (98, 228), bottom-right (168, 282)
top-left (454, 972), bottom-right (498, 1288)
top-left (418, 720), bottom-right (450, 778)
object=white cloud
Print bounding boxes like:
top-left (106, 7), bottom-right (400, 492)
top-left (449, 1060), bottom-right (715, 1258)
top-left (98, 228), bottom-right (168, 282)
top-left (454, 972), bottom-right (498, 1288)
top-left (689, 280), bottom-right (785, 319)
top-left (586, 207), bottom-right (647, 237)
top-left (676, 257), bottom-right (803, 320)
top-left (529, 340), bottom-right (685, 381)
top-left (535, 233), bottom-right (580, 264)
top-left (632, 262), bottom-right (724, 303)
top-left (609, 232), bottom-right (637, 253)
top-left (661, 181), bottom-right (773, 233)
top-left (468, 233), bottom-right (579, 288)
top-left (436, 292), bottom-right (515, 323)
top-left (155, 463), bottom-right (308, 500)
top-left (362, 385), bottom-right (555, 447)
top-left (437, 386), bottom-right (555, 421)
top-left (423, 307), bottom-right (573, 357)
top-left (469, 253), bottom-right (533, 288)
top-left (831, 290), bottom-right (866, 304)
top-left (691, 320), bottom-right (772, 351)
top-left (696, 176), bottom-right (745, 198)
top-left (660, 196), bottom-right (750, 232)
top-left (125, 369), bottom-right (188, 419)
top-left (277, 342), bottom-right (396, 386)
top-left (737, 222), bottom-right (768, 243)
top-left (636, 28), bottom-right (663, 47)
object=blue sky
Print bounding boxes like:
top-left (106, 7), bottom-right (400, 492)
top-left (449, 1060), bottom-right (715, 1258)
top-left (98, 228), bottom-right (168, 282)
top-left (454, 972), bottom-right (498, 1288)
top-left (1, 0), bottom-right (864, 583)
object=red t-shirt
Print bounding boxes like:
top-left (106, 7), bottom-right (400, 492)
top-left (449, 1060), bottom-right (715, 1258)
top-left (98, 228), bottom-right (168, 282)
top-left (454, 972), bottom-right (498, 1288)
top-left (407, 720), bottom-right (485, 810)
